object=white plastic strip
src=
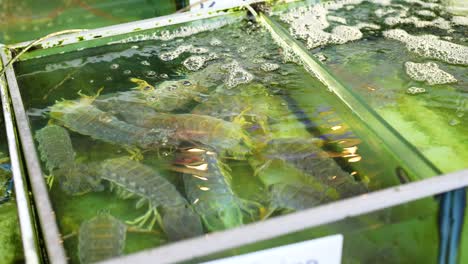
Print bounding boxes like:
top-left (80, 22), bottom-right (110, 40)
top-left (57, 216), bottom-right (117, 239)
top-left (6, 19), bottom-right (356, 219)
top-left (101, 169), bottom-right (468, 264)
top-left (203, 234), bottom-right (343, 264)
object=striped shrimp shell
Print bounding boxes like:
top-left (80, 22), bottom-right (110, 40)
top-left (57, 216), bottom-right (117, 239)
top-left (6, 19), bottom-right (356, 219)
top-left (35, 124), bottom-right (75, 173)
top-left (98, 157), bottom-right (203, 240)
top-left (78, 212), bottom-right (126, 264)
top-left (50, 101), bottom-right (175, 149)
top-left (269, 183), bottom-right (325, 211)
top-left (182, 150), bottom-right (245, 231)
top-left (263, 138), bottom-right (367, 197)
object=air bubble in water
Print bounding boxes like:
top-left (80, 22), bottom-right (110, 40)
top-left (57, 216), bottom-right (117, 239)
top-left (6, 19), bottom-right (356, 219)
top-left (141, 60), bottom-right (151, 66)
top-left (223, 61), bottom-right (254, 88)
top-left (261, 63), bottom-right (280, 72)
top-left (406, 87), bottom-right (426, 95)
top-left (145, 71), bottom-right (157, 77)
top-left (110, 63), bottom-right (119, 69)
top-left (238, 46), bottom-right (247, 53)
top-left (158, 45), bottom-right (193, 61)
top-left (183, 53), bottom-right (218, 71)
top-left (449, 119), bottom-right (460, 126)
top-left (123, 70), bottom-right (132, 75)
top-left (192, 47), bottom-right (209, 54)
top-left (160, 73), bottom-right (169, 79)
top-left (210, 38), bottom-right (222, 46)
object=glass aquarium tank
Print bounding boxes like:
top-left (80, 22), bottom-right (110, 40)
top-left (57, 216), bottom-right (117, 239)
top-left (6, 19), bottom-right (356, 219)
top-left (9, 6), bottom-right (442, 263)
top-left (0, 0), bottom-right (466, 263)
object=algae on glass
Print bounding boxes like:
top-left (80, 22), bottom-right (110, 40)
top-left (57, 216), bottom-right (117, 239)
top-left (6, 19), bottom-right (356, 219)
top-left (272, 0), bottom-right (468, 173)
top-left (14, 10), bottom-right (436, 263)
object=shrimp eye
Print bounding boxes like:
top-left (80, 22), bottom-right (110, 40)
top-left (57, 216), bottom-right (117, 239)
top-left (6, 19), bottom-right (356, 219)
top-left (168, 84), bottom-right (178, 91)
top-left (144, 85), bottom-right (151, 91)
top-left (183, 80), bottom-right (192, 86)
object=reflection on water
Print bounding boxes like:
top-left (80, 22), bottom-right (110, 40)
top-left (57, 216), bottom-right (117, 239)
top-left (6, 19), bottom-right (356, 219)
top-left (14, 15), bottom-right (411, 263)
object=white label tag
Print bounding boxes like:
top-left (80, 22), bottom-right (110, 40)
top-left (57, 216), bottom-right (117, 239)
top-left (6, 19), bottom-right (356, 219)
top-left (190, 0), bottom-right (255, 11)
top-left (203, 234), bottom-right (343, 264)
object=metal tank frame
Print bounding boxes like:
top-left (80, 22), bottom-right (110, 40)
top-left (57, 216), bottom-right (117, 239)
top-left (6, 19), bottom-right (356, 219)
top-left (0, 2), bottom-right (467, 263)
top-left (0, 47), bottom-right (41, 263)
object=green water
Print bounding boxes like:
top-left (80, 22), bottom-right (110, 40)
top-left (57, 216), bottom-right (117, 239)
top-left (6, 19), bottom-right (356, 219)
top-left (14, 12), bottom-right (437, 263)
top-left (272, 0), bottom-right (468, 173)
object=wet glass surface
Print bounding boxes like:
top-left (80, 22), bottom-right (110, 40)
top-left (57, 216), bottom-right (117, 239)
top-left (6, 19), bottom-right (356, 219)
top-left (271, 0), bottom-right (468, 173)
top-left (14, 11), bottom-right (437, 263)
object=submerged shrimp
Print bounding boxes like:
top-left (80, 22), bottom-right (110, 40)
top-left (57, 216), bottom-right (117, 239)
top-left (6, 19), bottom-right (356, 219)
top-left (49, 90), bottom-right (176, 152)
top-left (78, 211), bottom-right (126, 264)
top-left (258, 137), bottom-right (367, 198)
top-left (104, 104), bottom-right (253, 159)
top-left (97, 157), bottom-right (203, 240)
top-left (35, 125), bottom-right (100, 194)
top-left (130, 77), bottom-right (208, 112)
top-left (173, 148), bottom-right (260, 231)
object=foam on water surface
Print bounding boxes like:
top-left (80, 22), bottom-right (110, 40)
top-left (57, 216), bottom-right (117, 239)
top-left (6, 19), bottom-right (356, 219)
top-left (406, 87), bottom-right (426, 95)
top-left (405, 62), bottom-right (457, 85)
top-left (416, 10), bottom-right (436, 17)
top-left (452, 16), bottom-right (468, 26)
top-left (223, 60), bottom-right (254, 88)
top-left (112, 19), bottom-right (232, 45)
top-left (261, 62), bottom-right (280, 72)
top-left (355, 22), bottom-right (381, 30)
top-left (279, 0), bottom-right (408, 50)
top-left (401, 0), bottom-right (440, 9)
top-left (384, 16), bottom-right (452, 30)
top-left (327, 15), bottom-right (347, 24)
top-left (383, 29), bottom-right (468, 65)
top-left (183, 53), bottom-right (219, 71)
